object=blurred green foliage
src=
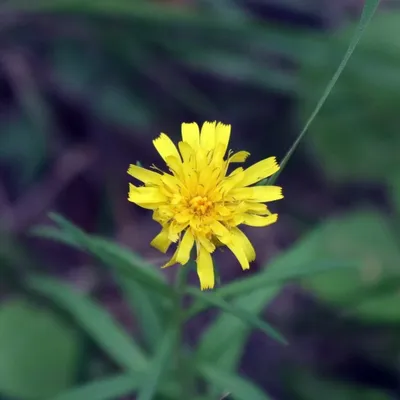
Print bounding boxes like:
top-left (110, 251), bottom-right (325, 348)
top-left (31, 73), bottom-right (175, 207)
top-left (0, 299), bottom-right (80, 399)
top-left (0, 0), bottom-right (395, 399)
top-left (301, 209), bottom-right (400, 322)
top-left (288, 370), bottom-right (392, 400)
top-left (301, 11), bottom-right (400, 186)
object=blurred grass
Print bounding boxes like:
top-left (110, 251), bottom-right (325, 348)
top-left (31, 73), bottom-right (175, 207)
top-left (300, 11), bottom-right (400, 185)
top-left (1, 0), bottom-right (398, 399)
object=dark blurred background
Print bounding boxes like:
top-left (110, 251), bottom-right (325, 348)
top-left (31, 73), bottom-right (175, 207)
top-left (1, 0), bottom-right (400, 399)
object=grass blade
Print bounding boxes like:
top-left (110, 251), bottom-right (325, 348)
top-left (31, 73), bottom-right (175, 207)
top-left (51, 374), bottom-right (140, 400)
top-left (31, 213), bottom-right (175, 299)
top-left (186, 287), bottom-right (286, 345)
top-left (136, 327), bottom-right (177, 400)
top-left (187, 260), bottom-right (355, 318)
top-left (26, 274), bottom-right (149, 373)
top-left (260, 0), bottom-right (381, 186)
top-left (115, 276), bottom-right (166, 352)
top-left (199, 363), bottom-right (272, 400)
top-left (195, 288), bottom-right (278, 374)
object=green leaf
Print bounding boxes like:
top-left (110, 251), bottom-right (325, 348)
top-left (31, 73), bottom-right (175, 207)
top-left (31, 226), bottom-right (78, 247)
top-left (26, 274), bottom-right (149, 373)
top-left (300, 11), bottom-right (400, 183)
top-left (196, 209), bottom-right (400, 381)
top-left (187, 287), bottom-right (286, 345)
top-left (48, 213), bottom-right (166, 284)
top-left (115, 276), bottom-right (166, 352)
top-left (88, 235), bottom-right (174, 298)
top-left (51, 374), bottom-right (140, 400)
top-left (288, 369), bottom-right (391, 400)
top-left (31, 213), bottom-right (174, 299)
top-left (199, 363), bottom-right (272, 400)
top-left (210, 259), bottom-right (354, 302)
top-left (196, 287), bottom-right (279, 374)
top-left (195, 213), bottom-right (377, 373)
top-left (180, 50), bottom-right (297, 93)
top-left (388, 171), bottom-right (400, 215)
top-left (9, 0), bottom-right (298, 33)
top-left (0, 299), bottom-right (80, 400)
top-left (51, 373), bottom-right (179, 400)
top-left (137, 327), bottom-right (177, 400)
top-left (197, 210), bottom-right (400, 325)
top-left (263, 0), bottom-right (381, 185)
top-left (188, 254), bottom-right (358, 318)
top-left (33, 215), bottom-right (171, 351)
top-left (0, 115), bottom-right (46, 188)
top-left (299, 210), bottom-right (400, 322)
top-left (91, 83), bottom-right (153, 130)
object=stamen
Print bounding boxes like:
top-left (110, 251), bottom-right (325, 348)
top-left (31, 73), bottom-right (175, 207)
top-left (189, 195), bottom-right (213, 215)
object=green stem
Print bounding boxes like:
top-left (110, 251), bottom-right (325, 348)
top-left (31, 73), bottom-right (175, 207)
top-left (173, 264), bottom-right (191, 398)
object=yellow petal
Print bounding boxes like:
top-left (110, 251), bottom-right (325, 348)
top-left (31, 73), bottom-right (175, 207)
top-left (153, 207), bottom-right (173, 223)
top-left (168, 221), bottom-right (189, 242)
top-left (128, 184), bottom-right (167, 203)
top-left (240, 157), bottom-right (280, 187)
top-left (153, 133), bottom-right (181, 163)
top-left (176, 229), bottom-right (194, 265)
top-left (198, 166), bottom-right (221, 195)
top-left (227, 242), bottom-right (250, 270)
top-left (150, 228), bottom-right (171, 253)
top-left (229, 167), bottom-right (243, 176)
top-left (189, 215), bottom-right (205, 232)
top-left (165, 156), bottom-right (183, 177)
top-left (214, 122), bottom-right (231, 157)
top-left (229, 151), bottom-right (250, 163)
top-left (196, 244), bottom-right (215, 290)
top-left (200, 121), bottom-right (216, 151)
top-left (230, 214), bottom-right (245, 226)
top-left (195, 147), bottom-right (208, 171)
top-left (127, 164), bottom-right (161, 185)
top-left (182, 167), bottom-right (198, 193)
top-left (221, 151), bottom-right (250, 178)
top-left (243, 213), bottom-right (278, 227)
top-left (162, 247), bottom-right (179, 268)
top-left (214, 204), bottom-right (232, 217)
top-left (135, 203), bottom-right (160, 210)
top-left (211, 143), bottom-right (228, 166)
top-left (218, 169), bottom-right (244, 194)
top-left (231, 227), bottom-right (256, 262)
top-left (242, 202), bottom-right (271, 215)
top-left (210, 220), bottom-right (231, 244)
top-left (229, 186), bottom-right (283, 202)
top-left (181, 122), bottom-right (200, 150)
top-left (161, 173), bottom-right (180, 192)
top-left (178, 141), bottom-right (193, 163)
top-left (174, 209), bottom-right (192, 224)
top-left (197, 235), bottom-right (216, 253)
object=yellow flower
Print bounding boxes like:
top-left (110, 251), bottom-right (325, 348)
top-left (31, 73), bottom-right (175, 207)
top-left (127, 121), bottom-right (283, 290)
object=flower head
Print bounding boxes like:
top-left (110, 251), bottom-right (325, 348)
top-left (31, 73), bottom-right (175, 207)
top-left (127, 121), bottom-right (283, 290)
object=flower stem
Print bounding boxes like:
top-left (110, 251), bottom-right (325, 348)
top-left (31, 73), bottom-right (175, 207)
top-left (173, 264), bottom-right (191, 398)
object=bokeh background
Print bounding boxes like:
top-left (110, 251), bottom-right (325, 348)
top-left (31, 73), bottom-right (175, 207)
top-left (1, 0), bottom-right (400, 399)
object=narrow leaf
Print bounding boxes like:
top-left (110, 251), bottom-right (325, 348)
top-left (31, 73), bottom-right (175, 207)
top-left (51, 374), bottom-right (141, 400)
top-left (199, 363), bottom-right (272, 400)
top-left (26, 274), bottom-right (149, 373)
top-left (260, 0), bottom-right (381, 185)
top-left (137, 327), bottom-right (177, 400)
top-left (31, 214), bottom-right (174, 299)
top-left (186, 287), bottom-right (286, 345)
top-left (217, 260), bottom-right (354, 299)
top-left (196, 287), bottom-right (278, 373)
top-left (188, 259), bottom-right (355, 318)
top-left (115, 276), bottom-right (166, 352)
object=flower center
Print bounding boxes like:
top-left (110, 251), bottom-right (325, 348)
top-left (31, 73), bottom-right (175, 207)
top-left (189, 195), bottom-right (213, 215)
